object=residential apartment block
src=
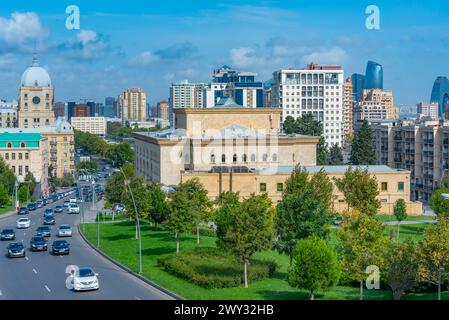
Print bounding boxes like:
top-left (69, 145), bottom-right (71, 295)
top-left (353, 89), bottom-right (397, 128)
top-left (417, 102), bottom-right (439, 120)
top-left (117, 88), bottom-right (147, 122)
top-left (71, 117), bottom-right (106, 136)
top-left (0, 108), bottom-right (17, 128)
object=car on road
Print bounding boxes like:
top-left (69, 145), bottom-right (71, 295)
top-left (42, 198), bottom-right (49, 206)
top-left (18, 207), bottom-right (29, 215)
top-left (43, 216), bottom-right (56, 225)
top-left (63, 200), bottom-right (70, 207)
top-left (54, 206), bottom-right (63, 213)
top-left (58, 225), bottom-right (73, 237)
top-left (68, 204), bottom-right (80, 214)
top-left (30, 236), bottom-right (48, 251)
top-left (35, 200), bottom-right (43, 208)
top-left (7, 242), bottom-right (26, 258)
top-left (44, 208), bottom-right (54, 216)
top-left (51, 240), bottom-right (70, 255)
top-left (27, 203), bottom-right (37, 211)
top-left (69, 197), bottom-right (77, 203)
top-left (71, 267), bottom-right (99, 291)
top-left (1, 229), bottom-right (15, 241)
top-left (17, 218), bottom-right (31, 229)
top-left (36, 226), bottom-right (51, 237)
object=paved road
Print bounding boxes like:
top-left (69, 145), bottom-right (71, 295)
top-left (0, 194), bottom-right (173, 300)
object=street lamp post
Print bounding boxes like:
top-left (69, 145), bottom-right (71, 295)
top-left (93, 180), bottom-right (99, 248)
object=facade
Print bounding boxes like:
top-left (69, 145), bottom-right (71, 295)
top-left (0, 108), bottom-right (17, 128)
top-left (181, 165), bottom-right (422, 215)
top-left (169, 81), bottom-right (206, 109)
top-left (117, 88), bottom-right (147, 122)
top-left (343, 77), bottom-right (353, 141)
top-left (430, 76), bottom-right (449, 117)
top-left (134, 104), bottom-right (318, 186)
top-left (271, 63), bottom-right (345, 147)
top-left (104, 97), bottom-right (116, 118)
top-left (354, 89), bottom-right (397, 126)
top-left (417, 102), bottom-right (439, 120)
top-left (53, 102), bottom-right (66, 119)
top-left (351, 73), bottom-right (365, 102)
top-left (364, 61), bottom-right (384, 90)
top-left (0, 132), bottom-right (49, 195)
top-left (157, 100), bottom-right (170, 121)
top-left (69, 103), bottom-right (90, 118)
top-left (71, 117), bottom-right (106, 136)
top-left (17, 56), bottom-right (55, 128)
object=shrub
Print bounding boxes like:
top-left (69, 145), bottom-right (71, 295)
top-left (191, 225), bottom-right (216, 237)
top-left (158, 247), bottom-right (276, 289)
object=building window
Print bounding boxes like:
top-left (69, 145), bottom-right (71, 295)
top-left (12, 153), bottom-right (15, 160)
top-left (262, 154), bottom-right (268, 162)
top-left (25, 153), bottom-right (29, 160)
top-left (272, 154), bottom-right (278, 162)
top-left (7, 142), bottom-right (11, 148)
top-left (20, 142), bottom-right (25, 148)
top-left (18, 153), bottom-right (22, 160)
top-left (260, 183), bottom-right (267, 192)
top-left (12, 166), bottom-right (15, 173)
top-left (18, 166), bottom-right (22, 175)
top-left (221, 154), bottom-right (226, 163)
top-left (398, 182), bottom-right (404, 192)
top-left (381, 182), bottom-right (388, 191)
top-left (210, 154), bottom-right (216, 163)
top-left (251, 154), bottom-right (256, 162)
top-left (233, 154), bottom-right (237, 163)
top-left (277, 183), bottom-right (284, 192)
top-left (242, 154), bottom-right (247, 163)
top-left (25, 166), bottom-right (29, 173)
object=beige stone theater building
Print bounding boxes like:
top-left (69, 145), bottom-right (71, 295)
top-left (134, 98), bottom-right (422, 215)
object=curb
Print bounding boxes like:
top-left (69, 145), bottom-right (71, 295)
top-left (0, 210), bottom-right (17, 220)
top-left (77, 225), bottom-right (184, 300)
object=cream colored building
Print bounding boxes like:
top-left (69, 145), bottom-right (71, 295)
top-left (0, 131), bottom-right (49, 195)
top-left (71, 117), bottom-right (106, 136)
top-left (157, 101), bottom-right (170, 121)
top-left (17, 56), bottom-right (55, 128)
top-left (0, 108), bottom-right (17, 128)
top-left (181, 165), bottom-right (422, 215)
top-left (343, 77), bottom-right (353, 142)
top-left (354, 89), bottom-right (397, 125)
top-left (117, 88), bottom-right (147, 122)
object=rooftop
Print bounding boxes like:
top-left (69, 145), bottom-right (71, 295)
top-left (256, 165), bottom-right (408, 175)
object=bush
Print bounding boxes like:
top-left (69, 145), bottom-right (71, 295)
top-left (191, 225), bottom-right (216, 237)
top-left (158, 247), bottom-right (276, 289)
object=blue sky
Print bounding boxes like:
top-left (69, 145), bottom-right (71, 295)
top-left (0, 0), bottom-right (448, 107)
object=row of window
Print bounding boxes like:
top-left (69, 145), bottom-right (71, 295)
top-left (3, 152), bottom-right (30, 160)
top-left (4, 142), bottom-right (27, 148)
top-left (258, 181), bottom-right (405, 193)
top-left (210, 153), bottom-right (278, 164)
top-left (10, 165), bottom-right (30, 176)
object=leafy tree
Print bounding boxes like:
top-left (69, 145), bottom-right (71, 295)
top-left (337, 212), bottom-right (389, 300)
top-left (334, 166), bottom-right (381, 216)
top-left (393, 199), bottom-right (408, 241)
top-left (288, 236), bottom-right (341, 300)
top-left (18, 184), bottom-right (29, 204)
top-left (216, 193), bottom-right (275, 288)
top-left (275, 166), bottom-right (334, 271)
top-left (24, 172), bottom-right (37, 197)
top-left (328, 143), bottom-right (344, 165)
top-left (177, 179), bottom-right (211, 244)
top-left (105, 172), bottom-right (126, 205)
top-left (76, 160), bottom-right (98, 173)
top-left (0, 156), bottom-right (15, 194)
top-left (123, 176), bottom-right (152, 221)
top-left (429, 180), bottom-right (449, 219)
top-left (165, 190), bottom-right (195, 254)
top-left (107, 142), bottom-right (135, 168)
top-left (283, 116), bottom-right (297, 134)
top-left (417, 219), bottom-right (449, 300)
top-left (0, 184), bottom-right (10, 207)
top-left (147, 182), bottom-right (168, 229)
top-left (384, 240), bottom-right (419, 300)
top-left (350, 120), bottom-right (376, 165)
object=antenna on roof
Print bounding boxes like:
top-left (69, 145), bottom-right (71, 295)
top-left (31, 42), bottom-right (39, 67)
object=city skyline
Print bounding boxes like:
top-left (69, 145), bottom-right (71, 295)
top-left (0, 0), bottom-right (448, 107)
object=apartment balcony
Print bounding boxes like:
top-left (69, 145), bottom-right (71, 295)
top-left (50, 147), bottom-right (57, 154)
top-left (444, 139), bottom-right (449, 145)
top-left (50, 156), bottom-right (57, 161)
top-left (393, 136), bottom-right (402, 141)
top-left (423, 162), bottom-right (434, 167)
top-left (423, 139), bottom-right (434, 144)
top-left (394, 148), bottom-right (403, 152)
top-left (70, 141), bottom-right (75, 145)
top-left (50, 141), bottom-right (57, 146)
top-left (423, 151), bottom-right (434, 157)
top-left (405, 138), bottom-right (415, 143)
top-left (442, 152), bottom-right (449, 158)
top-left (394, 158), bottom-right (402, 163)
top-left (381, 158), bottom-right (388, 163)
top-left (70, 157), bottom-right (75, 161)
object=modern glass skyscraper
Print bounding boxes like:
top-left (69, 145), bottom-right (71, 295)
top-left (351, 73), bottom-right (365, 102)
top-left (430, 76), bottom-right (449, 117)
top-left (364, 61), bottom-right (383, 90)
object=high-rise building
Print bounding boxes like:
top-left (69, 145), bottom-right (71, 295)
top-left (353, 89), bottom-right (397, 126)
top-left (169, 81), bottom-right (207, 125)
top-left (430, 76), bottom-right (449, 117)
top-left (71, 104), bottom-right (90, 118)
top-left (157, 101), bottom-right (170, 121)
top-left (364, 61), bottom-right (384, 90)
top-left (343, 77), bottom-right (353, 141)
top-left (351, 73), bottom-right (365, 102)
top-left (417, 102), bottom-right (439, 120)
top-left (117, 88), bottom-right (147, 122)
top-left (53, 102), bottom-right (66, 119)
top-left (18, 55), bottom-right (55, 128)
top-left (271, 63), bottom-right (345, 147)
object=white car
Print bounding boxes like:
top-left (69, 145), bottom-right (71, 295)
top-left (16, 218), bottom-right (31, 229)
top-left (58, 224), bottom-right (73, 237)
top-left (69, 198), bottom-right (77, 203)
top-left (68, 204), bottom-right (80, 214)
top-left (71, 267), bottom-right (99, 291)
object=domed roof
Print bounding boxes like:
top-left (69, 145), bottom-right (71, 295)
top-left (20, 55), bottom-right (51, 87)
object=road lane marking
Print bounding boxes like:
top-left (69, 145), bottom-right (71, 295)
top-left (25, 256), bottom-right (29, 261)
top-left (33, 269), bottom-right (37, 274)
top-left (134, 296), bottom-right (142, 300)
top-left (0, 290), bottom-right (2, 296)
top-left (45, 285), bottom-right (51, 292)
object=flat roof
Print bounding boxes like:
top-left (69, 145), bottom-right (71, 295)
top-left (256, 165), bottom-right (409, 175)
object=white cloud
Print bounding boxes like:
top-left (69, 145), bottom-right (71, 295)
top-left (0, 12), bottom-right (47, 52)
top-left (230, 47), bottom-right (265, 68)
top-left (58, 29), bottom-right (110, 61)
top-left (300, 47), bottom-right (348, 65)
top-left (77, 30), bottom-right (98, 44)
top-left (0, 54), bottom-right (16, 68)
top-left (127, 51), bottom-right (160, 66)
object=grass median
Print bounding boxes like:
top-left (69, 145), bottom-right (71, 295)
top-left (82, 220), bottom-right (447, 300)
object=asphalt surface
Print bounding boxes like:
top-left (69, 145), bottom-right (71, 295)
top-left (0, 193), bottom-right (173, 300)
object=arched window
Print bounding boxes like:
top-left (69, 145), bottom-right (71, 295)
top-left (251, 154), bottom-right (256, 162)
top-left (221, 154), bottom-right (226, 163)
top-left (242, 154), bottom-right (247, 163)
top-left (272, 153), bottom-right (278, 162)
top-left (233, 154), bottom-right (237, 163)
top-left (263, 153), bottom-right (268, 162)
top-left (210, 154), bottom-right (216, 163)
top-left (20, 142), bottom-right (26, 148)
top-left (7, 142), bottom-right (12, 148)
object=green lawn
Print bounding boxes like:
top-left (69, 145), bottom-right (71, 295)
top-left (0, 204), bottom-right (14, 216)
top-left (376, 215), bottom-right (436, 223)
top-left (82, 220), bottom-right (447, 300)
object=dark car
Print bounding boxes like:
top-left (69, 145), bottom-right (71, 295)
top-left (52, 240), bottom-right (70, 255)
top-left (35, 200), bottom-right (43, 208)
top-left (18, 207), bottom-right (29, 215)
top-left (30, 236), bottom-right (48, 252)
top-left (54, 206), bottom-right (63, 213)
top-left (43, 216), bottom-right (55, 225)
top-left (7, 242), bottom-right (26, 258)
top-left (1, 229), bottom-right (15, 241)
top-left (36, 226), bottom-right (51, 237)
top-left (42, 198), bottom-right (49, 206)
top-left (27, 203), bottom-right (37, 211)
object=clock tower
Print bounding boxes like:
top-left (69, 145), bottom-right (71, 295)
top-left (18, 54), bottom-right (55, 128)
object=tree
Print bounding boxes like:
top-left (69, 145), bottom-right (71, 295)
top-left (107, 142), bottom-right (135, 168)
top-left (334, 166), bottom-right (381, 216)
top-left (105, 172), bottom-right (126, 205)
top-left (0, 156), bottom-right (16, 195)
top-left (393, 199), bottom-right (408, 241)
top-left (275, 166), bottom-right (334, 271)
top-left (282, 116), bottom-right (297, 134)
top-left (76, 160), bottom-right (98, 173)
top-left (328, 143), bottom-right (344, 165)
top-left (417, 219), bottom-right (449, 300)
top-left (176, 179), bottom-right (211, 244)
top-left (147, 182), bottom-right (167, 229)
top-left (165, 190), bottom-right (195, 254)
top-left (350, 120), bottom-right (376, 165)
top-left (429, 180), bottom-right (449, 219)
top-left (0, 184), bottom-right (9, 207)
top-left (24, 172), bottom-right (37, 197)
top-left (216, 193), bottom-right (275, 288)
top-left (288, 236), bottom-right (341, 300)
top-left (337, 212), bottom-right (389, 300)
top-left (384, 240), bottom-right (419, 300)
top-left (18, 184), bottom-right (29, 204)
